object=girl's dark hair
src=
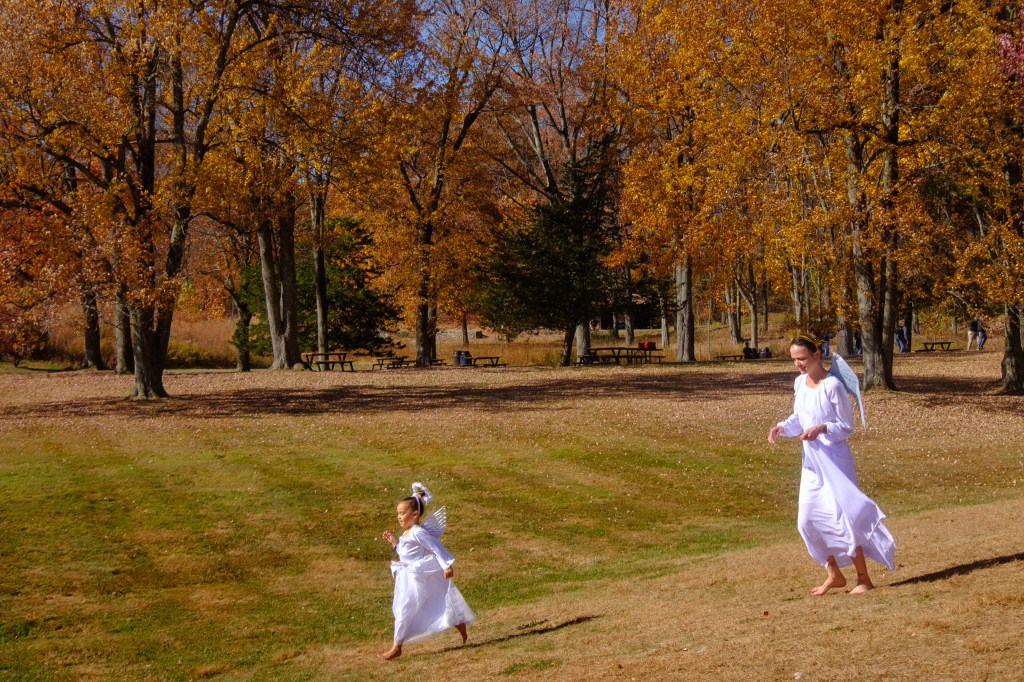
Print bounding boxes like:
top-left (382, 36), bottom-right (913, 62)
top-left (401, 494), bottom-right (426, 515)
top-left (790, 333), bottom-right (820, 353)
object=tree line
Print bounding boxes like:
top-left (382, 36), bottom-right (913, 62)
top-left (1, 0), bottom-right (1023, 395)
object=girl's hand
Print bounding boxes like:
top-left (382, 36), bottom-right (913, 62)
top-left (383, 530), bottom-right (396, 546)
top-left (444, 567), bottom-right (454, 579)
top-left (768, 426), bottom-right (782, 444)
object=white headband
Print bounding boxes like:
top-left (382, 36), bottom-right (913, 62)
top-left (410, 481), bottom-right (433, 512)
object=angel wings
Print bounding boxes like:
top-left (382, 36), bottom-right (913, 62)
top-left (420, 506), bottom-right (447, 538)
top-left (827, 353), bottom-right (866, 428)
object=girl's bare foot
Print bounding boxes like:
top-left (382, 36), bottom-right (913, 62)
top-left (810, 564), bottom-right (846, 596)
top-left (378, 645), bottom-right (402, 661)
top-left (456, 623), bottom-right (468, 644)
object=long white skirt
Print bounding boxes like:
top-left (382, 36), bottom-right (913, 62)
top-left (797, 443), bottom-right (895, 570)
top-left (391, 557), bottom-right (476, 644)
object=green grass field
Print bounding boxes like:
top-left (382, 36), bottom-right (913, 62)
top-left (1, 351), bottom-right (1022, 680)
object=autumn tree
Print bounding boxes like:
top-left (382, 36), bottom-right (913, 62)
top-left (940, 6), bottom-right (1024, 392)
top-left (614, 0), bottom-right (750, 361)
top-left (356, 0), bottom-right (509, 367)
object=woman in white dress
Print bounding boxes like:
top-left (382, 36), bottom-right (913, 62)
top-left (379, 483), bottom-right (475, 660)
top-left (768, 335), bottom-right (896, 595)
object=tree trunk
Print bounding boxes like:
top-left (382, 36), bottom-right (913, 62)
top-left (427, 304), bottom-right (438, 361)
top-left (660, 301), bottom-right (670, 352)
top-left (314, 242), bottom-right (328, 353)
top-left (575, 321), bottom-right (591, 363)
top-left (130, 305), bottom-right (168, 399)
top-left (735, 262), bottom-right (759, 349)
top-left (760, 268), bottom-right (769, 335)
top-left (850, 205), bottom-right (889, 388)
top-left (256, 212), bottom-right (300, 370)
top-left (114, 289), bottom-right (134, 375)
top-left (872, 0), bottom-right (901, 389)
top-left (610, 313), bottom-right (620, 339)
top-left (461, 312), bottom-right (470, 346)
top-left (835, 272), bottom-right (856, 357)
top-left (231, 292), bottom-right (253, 372)
top-left (1001, 302), bottom-right (1024, 393)
top-left (277, 210), bottom-right (301, 366)
top-left (835, 323), bottom-right (855, 357)
top-left (415, 303), bottom-right (430, 367)
top-left (903, 300), bottom-right (914, 353)
top-left (880, 253), bottom-right (897, 385)
top-left (624, 311), bottom-right (635, 345)
top-left (788, 259), bottom-right (805, 326)
top-left (235, 312), bottom-right (252, 372)
top-left (80, 289), bottom-right (106, 370)
top-left (560, 326), bottom-right (575, 366)
top-left (414, 211), bottom-right (436, 367)
top-left (257, 220), bottom-right (284, 367)
top-left (847, 132), bottom-right (896, 390)
top-left (725, 285), bottom-right (742, 345)
top-left (675, 258), bottom-right (695, 362)
top-left (310, 192), bottom-right (329, 354)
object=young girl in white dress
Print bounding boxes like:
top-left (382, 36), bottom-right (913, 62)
top-left (379, 483), bottom-right (475, 660)
top-left (768, 335), bottom-right (896, 595)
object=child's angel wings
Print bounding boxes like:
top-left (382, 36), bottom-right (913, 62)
top-left (420, 506), bottom-right (447, 538)
top-left (827, 353), bottom-right (866, 428)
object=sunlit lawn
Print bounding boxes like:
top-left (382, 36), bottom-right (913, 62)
top-left (1, 351), bottom-right (1021, 680)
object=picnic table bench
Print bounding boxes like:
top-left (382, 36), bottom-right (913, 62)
top-left (920, 341), bottom-right (953, 352)
top-left (302, 351), bottom-right (354, 371)
top-left (715, 354), bottom-right (746, 361)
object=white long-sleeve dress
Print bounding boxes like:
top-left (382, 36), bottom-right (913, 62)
top-left (390, 524), bottom-right (475, 644)
top-left (776, 374), bottom-right (896, 570)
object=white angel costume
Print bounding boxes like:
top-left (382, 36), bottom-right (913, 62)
top-left (390, 507), bottom-right (475, 644)
top-left (776, 363), bottom-right (895, 571)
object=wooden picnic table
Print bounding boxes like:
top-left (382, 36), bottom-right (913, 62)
top-left (370, 356), bottom-right (415, 369)
top-left (469, 355), bottom-right (506, 367)
top-left (302, 351), bottom-right (354, 371)
top-left (582, 346), bottom-right (662, 365)
top-left (371, 356), bottom-right (447, 369)
top-left (920, 341), bottom-right (953, 352)
top-left (714, 354), bottom-right (746, 361)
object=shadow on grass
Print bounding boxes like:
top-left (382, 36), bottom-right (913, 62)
top-left (0, 369), bottom-right (794, 419)
top-left (4, 361), bottom-right (1020, 420)
top-left (433, 615), bottom-right (603, 654)
top-left (890, 552), bottom-right (1024, 586)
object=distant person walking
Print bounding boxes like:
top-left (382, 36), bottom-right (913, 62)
top-left (895, 325), bottom-right (909, 353)
top-left (976, 318), bottom-right (987, 351)
top-left (768, 335), bottom-right (895, 596)
top-left (967, 317), bottom-right (981, 351)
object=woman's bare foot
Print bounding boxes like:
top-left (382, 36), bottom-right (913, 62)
top-left (810, 564), bottom-right (847, 596)
top-left (378, 644), bottom-right (402, 661)
top-left (849, 574), bottom-right (874, 594)
top-left (455, 623), bottom-right (468, 644)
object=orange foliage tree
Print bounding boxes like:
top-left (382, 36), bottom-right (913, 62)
top-left (355, 0), bottom-right (509, 366)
